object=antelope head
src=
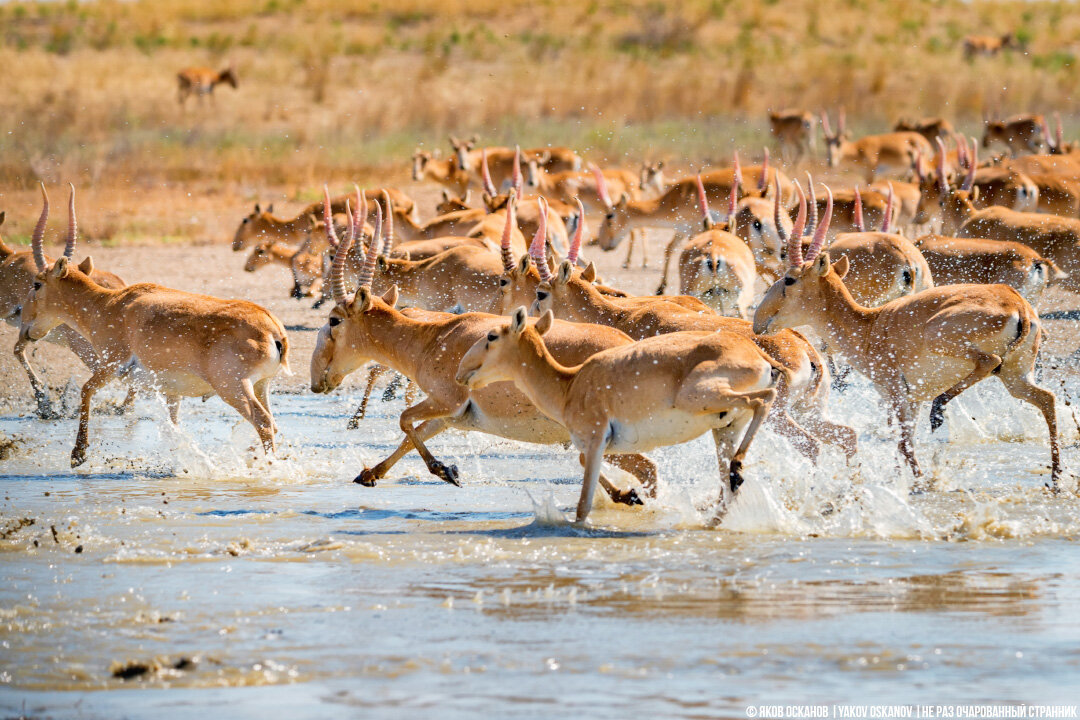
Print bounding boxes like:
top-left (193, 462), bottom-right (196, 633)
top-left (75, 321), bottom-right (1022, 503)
top-left (244, 241), bottom-right (278, 272)
top-left (639, 161), bottom-right (664, 195)
top-left (595, 192), bottom-right (632, 251)
top-left (456, 305), bottom-right (555, 390)
top-left (755, 183), bottom-right (842, 335)
top-left (411, 149), bottom-right (432, 182)
top-left (449, 134), bottom-right (477, 171)
top-left (310, 197), bottom-right (398, 394)
top-left (937, 137), bottom-right (979, 232)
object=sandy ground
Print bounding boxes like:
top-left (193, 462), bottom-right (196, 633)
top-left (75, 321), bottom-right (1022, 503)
top-left (4, 200), bottom-right (1080, 417)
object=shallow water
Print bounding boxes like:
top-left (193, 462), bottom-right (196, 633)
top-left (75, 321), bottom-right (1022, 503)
top-left (2, 372), bottom-right (1080, 719)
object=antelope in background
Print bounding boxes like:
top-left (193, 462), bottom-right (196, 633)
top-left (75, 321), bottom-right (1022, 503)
top-left (2, 185), bottom-right (131, 418)
top-left (963, 33), bottom-right (1023, 60)
top-left (982, 114), bottom-right (1046, 157)
top-left (893, 117), bottom-right (955, 144)
top-left (177, 65), bottom-right (237, 107)
top-left (639, 161), bottom-right (666, 196)
top-left (456, 307), bottom-right (779, 522)
top-left (754, 187), bottom-right (1060, 490)
top-left (413, 149), bottom-right (470, 197)
top-left (19, 186), bottom-right (292, 466)
top-left (768, 109), bottom-right (816, 164)
top-left (821, 110), bottom-right (933, 180)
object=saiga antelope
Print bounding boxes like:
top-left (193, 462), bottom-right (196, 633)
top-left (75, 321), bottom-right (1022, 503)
top-left (2, 186), bottom-right (130, 418)
top-left (244, 241), bottom-right (323, 297)
top-left (893, 117), bottom-right (955, 144)
top-left (963, 34), bottom-right (1022, 60)
top-left (310, 219), bottom-right (658, 506)
top-left (768, 109), bottom-right (816, 164)
top-left (639, 161), bottom-right (666, 196)
top-left (456, 307), bottom-right (778, 522)
top-left (412, 149), bottom-right (470, 197)
top-left (20, 191), bottom-right (291, 467)
top-left (177, 65), bottom-right (237, 107)
top-left (982, 114), bottom-right (1046, 157)
top-left (821, 110), bottom-right (933, 181)
top-left (753, 187), bottom-right (1060, 490)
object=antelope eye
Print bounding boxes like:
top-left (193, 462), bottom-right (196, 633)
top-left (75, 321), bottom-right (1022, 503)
top-left (33, 281), bottom-right (43, 291)
top-left (605, 212), bottom-right (614, 220)
top-left (752, 220), bottom-right (763, 231)
top-left (499, 278), bottom-right (509, 287)
top-left (242, 217), bottom-right (249, 224)
top-left (784, 277), bottom-right (796, 286)
top-left (328, 317), bottom-right (342, 327)
top-left (537, 290), bottom-right (549, 300)
top-left (487, 332), bottom-right (497, 342)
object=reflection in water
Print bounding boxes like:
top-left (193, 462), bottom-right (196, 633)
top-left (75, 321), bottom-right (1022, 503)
top-left (2, 379), bottom-right (1080, 716)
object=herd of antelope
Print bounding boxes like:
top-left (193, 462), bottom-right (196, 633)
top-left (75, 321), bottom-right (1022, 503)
top-left (7, 107), bottom-right (1080, 523)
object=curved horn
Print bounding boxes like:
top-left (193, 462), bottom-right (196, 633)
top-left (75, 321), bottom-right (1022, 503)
top-left (529, 197), bottom-right (551, 283)
top-left (32, 182), bottom-right (49, 272)
top-left (695, 173), bottom-right (712, 228)
top-left (935, 137), bottom-right (949, 191)
top-left (568, 197), bottom-right (585, 265)
top-left (330, 198), bottom-right (354, 304)
top-left (805, 185), bottom-right (832, 263)
top-left (591, 164), bottom-right (612, 209)
top-left (356, 200), bottom-right (382, 290)
top-left (64, 183), bottom-right (77, 260)
top-left (821, 111), bottom-right (833, 139)
top-left (481, 148), bottom-right (497, 197)
top-left (512, 146), bottom-right (523, 196)
top-left (804, 173), bottom-right (818, 238)
top-left (323, 185), bottom-right (339, 249)
top-left (501, 189), bottom-right (517, 272)
top-left (961, 137), bottom-right (977, 192)
top-left (757, 147), bottom-right (770, 194)
top-left (881, 182), bottom-right (894, 232)
top-left (732, 150), bottom-right (743, 191)
top-left (773, 176), bottom-right (788, 244)
top-left (381, 190), bottom-right (394, 255)
top-left (953, 132), bottom-right (969, 170)
top-left (853, 186), bottom-right (865, 232)
top-left (1041, 117), bottom-right (1054, 151)
top-left (788, 180), bottom-right (806, 268)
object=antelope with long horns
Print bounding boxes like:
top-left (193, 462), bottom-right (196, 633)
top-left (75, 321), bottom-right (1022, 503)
top-left (19, 188), bottom-right (291, 467)
top-left (754, 184), bottom-right (1060, 490)
top-left (456, 307), bottom-right (779, 522)
top-left (3, 185), bottom-right (131, 418)
top-left (311, 215), bottom-right (659, 506)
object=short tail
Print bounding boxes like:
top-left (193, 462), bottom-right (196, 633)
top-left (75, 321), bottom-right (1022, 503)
top-left (274, 329), bottom-right (292, 376)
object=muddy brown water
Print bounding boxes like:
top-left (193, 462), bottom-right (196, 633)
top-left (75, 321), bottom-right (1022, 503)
top-left (2, 241), bottom-right (1080, 718)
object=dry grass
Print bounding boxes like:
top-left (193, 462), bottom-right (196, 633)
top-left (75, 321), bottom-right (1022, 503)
top-left (0, 0), bottom-right (1077, 243)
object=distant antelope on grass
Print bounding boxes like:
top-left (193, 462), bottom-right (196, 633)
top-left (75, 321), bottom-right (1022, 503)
top-left (963, 34), bottom-right (1023, 60)
top-left (177, 65), bottom-right (237, 107)
top-left (768, 109), bottom-right (816, 164)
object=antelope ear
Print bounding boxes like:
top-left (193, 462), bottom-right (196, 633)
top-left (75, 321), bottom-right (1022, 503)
top-left (267, 203), bottom-right (274, 214)
top-left (78, 256), bottom-right (94, 275)
top-left (656, 161), bottom-right (664, 169)
top-left (831, 254), bottom-right (849, 279)
top-left (510, 306), bottom-right (528, 335)
top-left (557, 259), bottom-right (573, 285)
top-left (254, 203), bottom-right (261, 214)
top-left (617, 192), bottom-right (630, 209)
top-left (0, 211), bottom-right (5, 226)
top-left (816, 252), bottom-right (832, 276)
top-left (441, 189), bottom-right (450, 202)
top-left (463, 188), bottom-right (471, 204)
top-left (971, 186), bottom-right (980, 202)
top-left (52, 256), bottom-right (70, 278)
top-left (535, 309), bottom-right (555, 335)
top-left (516, 254), bottom-right (530, 275)
top-left (381, 285), bottom-right (399, 307)
top-left (581, 262), bottom-right (597, 282)
top-left (377, 256), bottom-right (388, 271)
top-left (350, 286), bottom-right (373, 315)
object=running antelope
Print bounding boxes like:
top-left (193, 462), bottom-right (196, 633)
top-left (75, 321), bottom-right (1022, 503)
top-left (311, 218), bottom-right (657, 505)
top-left (982, 114), bottom-right (1046, 157)
top-left (963, 34), bottom-right (1022, 60)
top-left (754, 188), bottom-right (1060, 490)
top-left (176, 65), bottom-right (237, 106)
top-left (533, 225), bottom-right (858, 463)
top-left (19, 194), bottom-right (292, 467)
top-left (2, 186), bottom-right (130, 418)
top-left (244, 241), bottom-right (324, 297)
top-left (912, 234), bottom-right (1065, 307)
top-left (821, 110), bottom-right (933, 180)
top-left (456, 307), bottom-right (778, 522)
top-left (450, 136), bottom-right (581, 176)
top-left (768, 109), bottom-right (816, 164)
top-left (526, 164), bottom-right (639, 214)
top-left (656, 173), bottom-right (756, 318)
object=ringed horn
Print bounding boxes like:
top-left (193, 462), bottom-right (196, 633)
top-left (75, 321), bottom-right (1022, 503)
top-left (501, 189), bottom-right (518, 271)
top-left (528, 196), bottom-right (552, 282)
top-left (568, 198), bottom-right (585, 265)
top-left (32, 183), bottom-right (49, 272)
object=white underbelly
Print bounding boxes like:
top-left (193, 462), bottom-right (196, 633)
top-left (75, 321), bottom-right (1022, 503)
top-left (123, 359), bottom-right (215, 397)
top-left (607, 409), bottom-right (729, 453)
top-left (458, 399), bottom-right (571, 445)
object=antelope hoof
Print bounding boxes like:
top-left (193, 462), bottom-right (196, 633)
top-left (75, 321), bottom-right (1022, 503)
top-left (431, 461), bottom-right (460, 486)
top-left (929, 397), bottom-right (947, 432)
top-left (346, 415), bottom-right (362, 430)
top-left (354, 468), bottom-right (379, 487)
top-left (35, 396), bottom-right (59, 421)
top-left (70, 446), bottom-right (88, 468)
top-left (729, 460), bottom-right (745, 493)
top-left (289, 283), bottom-right (305, 299)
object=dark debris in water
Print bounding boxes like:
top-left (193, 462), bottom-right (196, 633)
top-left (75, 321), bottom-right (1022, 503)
top-left (110, 655), bottom-right (201, 680)
top-left (0, 517), bottom-right (34, 541)
top-left (0, 433), bottom-right (18, 461)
